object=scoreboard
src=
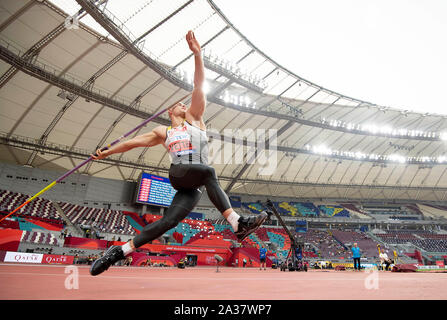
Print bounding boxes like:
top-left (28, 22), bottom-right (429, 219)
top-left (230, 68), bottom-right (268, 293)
top-left (135, 172), bottom-right (177, 207)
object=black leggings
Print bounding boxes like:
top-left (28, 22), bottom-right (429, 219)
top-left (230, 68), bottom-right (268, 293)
top-left (353, 257), bottom-right (361, 270)
top-left (132, 163), bottom-right (232, 248)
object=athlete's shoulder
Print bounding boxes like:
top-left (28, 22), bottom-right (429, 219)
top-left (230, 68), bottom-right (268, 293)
top-left (153, 125), bottom-right (169, 139)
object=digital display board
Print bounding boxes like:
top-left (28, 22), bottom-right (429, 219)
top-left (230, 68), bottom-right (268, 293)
top-left (135, 172), bottom-right (177, 207)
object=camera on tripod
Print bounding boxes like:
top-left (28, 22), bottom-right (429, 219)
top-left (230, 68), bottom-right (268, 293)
top-left (266, 200), bottom-right (308, 272)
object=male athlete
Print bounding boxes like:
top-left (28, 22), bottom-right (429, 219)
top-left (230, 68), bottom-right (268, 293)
top-left (89, 31), bottom-right (269, 276)
top-left (259, 245), bottom-right (267, 270)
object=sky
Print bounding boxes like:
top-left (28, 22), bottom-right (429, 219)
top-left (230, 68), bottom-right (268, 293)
top-left (214, 0), bottom-right (447, 115)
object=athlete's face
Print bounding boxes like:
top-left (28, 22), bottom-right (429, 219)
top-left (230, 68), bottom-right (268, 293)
top-left (171, 103), bottom-right (187, 118)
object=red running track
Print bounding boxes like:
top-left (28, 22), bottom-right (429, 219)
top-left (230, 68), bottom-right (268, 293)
top-left (0, 263), bottom-right (446, 300)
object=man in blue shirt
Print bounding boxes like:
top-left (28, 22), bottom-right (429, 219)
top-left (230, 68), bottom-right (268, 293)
top-left (259, 246), bottom-right (267, 270)
top-left (351, 243), bottom-right (361, 271)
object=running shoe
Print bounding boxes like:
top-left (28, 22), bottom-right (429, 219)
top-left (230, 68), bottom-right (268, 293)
top-left (235, 210), bottom-right (270, 241)
top-left (90, 245), bottom-right (125, 276)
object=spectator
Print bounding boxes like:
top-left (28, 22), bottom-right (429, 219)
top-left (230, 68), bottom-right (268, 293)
top-left (243, 258), bottom-right (247, 268)
top-left (351, 243), bottom-right (361, 271)
top-left (380, 251), bottom-right (392, 271)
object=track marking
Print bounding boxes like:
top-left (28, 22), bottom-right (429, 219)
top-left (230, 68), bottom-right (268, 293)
top-left (1, 272), bottom-right (446, 282)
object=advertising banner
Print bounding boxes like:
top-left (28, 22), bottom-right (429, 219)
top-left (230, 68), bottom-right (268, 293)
top-left (4, 251), bottom-right (43, 264)
top-left (41, 254), bottom-right (74, 265)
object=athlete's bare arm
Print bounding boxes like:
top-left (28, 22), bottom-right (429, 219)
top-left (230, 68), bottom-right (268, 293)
top-left (92, 126), bottom-right (167, 160)
top-left (185, 30), bottom-right (206, 130)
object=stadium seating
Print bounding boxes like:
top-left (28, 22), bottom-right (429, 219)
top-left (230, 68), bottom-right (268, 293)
top-left (331, 229), bottom-right (380, 258)
top-left (254, 227), bottom-right (270, 242)
top-left (242, 202), bottom-right (265, 214)
top-left (339, 203), bottom-right (372, 219)
top-left (294, 229), bottom-right (350, 259)
top-left (58, 202), bottom-right (135, 235)
top-left (122, 211), bottom-right (147, 229)
top-left (377, 231), bottom-right (447, 253)
top-left (166, 222), bottom-right (200, 245)
top-left (0, 189), bottom-right (61, 220)
top-left (241, 236), bottom-right (259, 249)
top-left (3, 186), bottom-right (446, 258)
top-left (293, 202), bottom-right (320, 217)
top-left (412, 239), bottom-right (447, 252)
top-left (263, 228), bottom-right (291, 259)
top-left (317, 205), bottom-right (350, 218)
top-left (213, 224), bottom-right (238, 241)
top-left (20, 230), bottom-right (60, 246)
top-left (143, 214), bottom-right (162, 224)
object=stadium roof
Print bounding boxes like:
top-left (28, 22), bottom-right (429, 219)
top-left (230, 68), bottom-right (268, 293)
top-left (1, 0), bottom-right (447, 202)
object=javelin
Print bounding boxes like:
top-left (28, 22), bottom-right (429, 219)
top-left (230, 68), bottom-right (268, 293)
top-left (0, 92), bottom-right (191, 223)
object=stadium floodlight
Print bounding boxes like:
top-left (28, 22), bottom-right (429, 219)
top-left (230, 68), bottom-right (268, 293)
top-left (354, 152), bottom-right (366, 159)
top-left (312, 145), bottom-right (332, 155)
top-left (223, 92), bottom-right (230, 103)
top-left (319, 117), bottom-right (440, 139)
top-left (244, 96), bottom-right (251, 108)
top-left (389, 154), bottom-right (406, 163)
top-left (219, 90), bottom-right (257, 109)
top-left (380, 126), bottom-right (393, 134)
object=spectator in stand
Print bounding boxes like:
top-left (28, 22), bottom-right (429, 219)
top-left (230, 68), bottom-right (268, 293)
top-left (259, 245), bottom-right (267, 270)
top-left (351, 243), bottom-right (361, 271)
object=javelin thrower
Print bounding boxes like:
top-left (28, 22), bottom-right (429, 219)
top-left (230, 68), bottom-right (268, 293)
top-left (89, 31), bottom-right (269, 276)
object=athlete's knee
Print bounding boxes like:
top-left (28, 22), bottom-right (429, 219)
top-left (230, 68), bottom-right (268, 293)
top-left (203, 166), bottom-right (219, 185)
top-left (204, 166), bottom-right (216, 178)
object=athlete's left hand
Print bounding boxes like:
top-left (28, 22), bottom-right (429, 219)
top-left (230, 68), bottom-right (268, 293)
top-left (186, 30), bottom-right (201, 55)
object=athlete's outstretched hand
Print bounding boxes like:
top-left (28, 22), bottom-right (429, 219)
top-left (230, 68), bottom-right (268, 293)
top-left (91, 148), bottom-right (108, 160)
top-left (186, 30), bottom-right (201, 55)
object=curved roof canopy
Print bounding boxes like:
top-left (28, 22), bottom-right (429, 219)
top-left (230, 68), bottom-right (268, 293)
top-left (1, 0), bottom-right (447, 202)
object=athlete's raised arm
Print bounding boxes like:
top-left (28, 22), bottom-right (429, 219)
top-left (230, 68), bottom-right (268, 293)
top-left (91, 126), bottom-right (166, 160)
top-left (185, 30), bottom-right (206, 127)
